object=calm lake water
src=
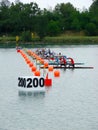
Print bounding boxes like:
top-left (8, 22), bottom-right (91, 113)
top-left (0, 45), bottom-right (98, 130)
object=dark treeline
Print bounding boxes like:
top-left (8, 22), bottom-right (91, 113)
top-left (0, 0), bottom-right (98, 40)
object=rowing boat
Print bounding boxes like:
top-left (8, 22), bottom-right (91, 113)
top-left (40, 66), bottom-right (94, 69)
top-left (36, 61), bottom-right (84, 66)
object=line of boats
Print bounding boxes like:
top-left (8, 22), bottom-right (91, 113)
top-left (25, 48), bottom-right (93, 69)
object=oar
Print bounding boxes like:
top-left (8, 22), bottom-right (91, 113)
top-left (74, 63), bottom-right (84, 65)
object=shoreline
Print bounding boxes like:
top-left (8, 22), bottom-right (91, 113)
top-left (0, 36), bottom-right (98, 48)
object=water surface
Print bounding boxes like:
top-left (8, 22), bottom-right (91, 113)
top-left (0, 45), bottom-right (98, 130)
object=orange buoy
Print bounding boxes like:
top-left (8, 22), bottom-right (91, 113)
top-left (27, 50), bottom-right (32, 56)
top-left (29, 62), bottom-right (34, 67)
top-left (40, 59), bottom-right (44, 64)
top-left (44, 79), bottom-right (52, 86)
top-left (37, 57), bottom-right (41, 61)
top-left (54, 70), bottom-right (60, 77)
top-left (44, 73), bottom-right (52, 86)
top-left (34, 70), bottom-right (40, 76)
top-left (21, 53), bottom-right (25, 57)
top-left (31, 66), bottom-right (36, 72)
top-left (23, 55), bottom-right (27, 59)
top-left (26, 60), bottom-right (31, 64)
top-left (19, 50), bottom-right (22, 54)
top-left (48, 65), bottom-right (54, 71)
top-left (44, 62), bottom-right (48, 68)
top-left (17, 49), bottom-right (20, 52)
top-left (24, 58), bottom-right (29, 62)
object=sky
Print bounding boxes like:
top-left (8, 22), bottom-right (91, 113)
top-left (9, 0), bottom-right (93, 10)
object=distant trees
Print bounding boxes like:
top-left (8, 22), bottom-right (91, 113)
top-left (89, 0), bottom-right (98, 35)
top-left (55, 3), bottom-right (77, 30)
top-left (85, 23), bottom-right (96, 35)
top-left (0, 0), bottom-right (98, 39)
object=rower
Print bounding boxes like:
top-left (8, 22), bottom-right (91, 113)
top-left (55, 56), bottom-right (60, 65)
top-left (67, 57), bottom-right (75, 68)
top-left (60, 57), bottom-right (66, 66)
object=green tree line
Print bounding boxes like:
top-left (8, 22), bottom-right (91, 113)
top-left (0, 0), bottom-right (98, 40)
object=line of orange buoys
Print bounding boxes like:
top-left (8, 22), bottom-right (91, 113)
top-left (17, 49), bottom-right (39, 76)
top-left (26, 49), bottom-right (60, 77)
top-left (17, 49), bottom-right (60, 78)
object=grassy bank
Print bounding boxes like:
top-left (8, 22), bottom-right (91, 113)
top-left (43, 36), bottom-right (98, 45)
top-left (0, 36), bottom-right (98, 48)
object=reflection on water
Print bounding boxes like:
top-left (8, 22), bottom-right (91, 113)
top-left (18, 90), bottom-right (45, 97)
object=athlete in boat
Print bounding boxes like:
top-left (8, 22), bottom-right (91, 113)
top-left (60, 56), bottom-right (66, 66)
top-left (67, 57), bottom-right (75, 68)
